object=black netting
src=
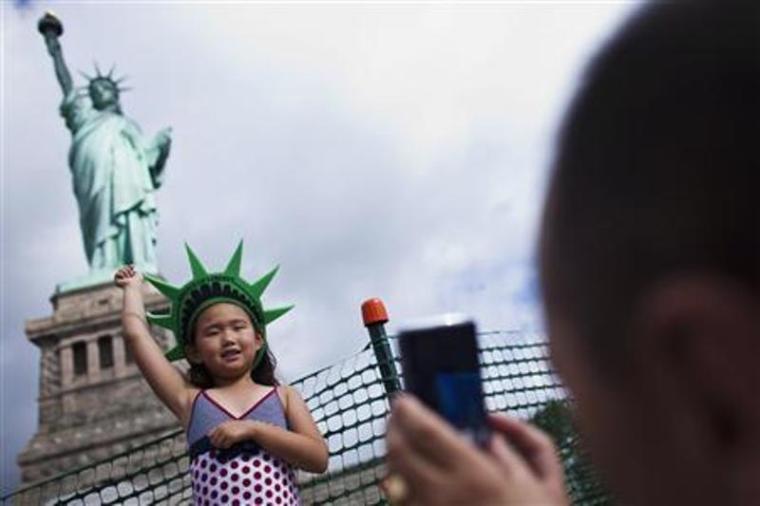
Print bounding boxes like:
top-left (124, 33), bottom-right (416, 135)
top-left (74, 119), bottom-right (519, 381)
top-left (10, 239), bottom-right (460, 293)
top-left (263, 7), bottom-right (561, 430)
top-left (3, 330), bottom-right (611, 505)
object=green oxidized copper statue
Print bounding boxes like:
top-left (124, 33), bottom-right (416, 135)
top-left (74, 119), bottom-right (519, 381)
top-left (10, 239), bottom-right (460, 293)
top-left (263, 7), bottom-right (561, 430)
top-left (38, 12), bottom-right (171, 288)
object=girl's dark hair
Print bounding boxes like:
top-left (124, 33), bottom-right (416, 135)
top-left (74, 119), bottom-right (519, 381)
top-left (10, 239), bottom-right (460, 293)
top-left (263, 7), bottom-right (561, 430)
top-left (187, 347), bottom-right (279, 388)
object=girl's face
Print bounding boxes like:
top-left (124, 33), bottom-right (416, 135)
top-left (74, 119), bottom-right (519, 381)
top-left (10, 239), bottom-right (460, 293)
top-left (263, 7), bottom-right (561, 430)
top-left (188, 302), bottom-right (263, 381)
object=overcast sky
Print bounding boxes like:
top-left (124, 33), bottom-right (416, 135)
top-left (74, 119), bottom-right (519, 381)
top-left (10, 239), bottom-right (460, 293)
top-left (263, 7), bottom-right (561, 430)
top-left (1, 0), bottom-right (638, 495)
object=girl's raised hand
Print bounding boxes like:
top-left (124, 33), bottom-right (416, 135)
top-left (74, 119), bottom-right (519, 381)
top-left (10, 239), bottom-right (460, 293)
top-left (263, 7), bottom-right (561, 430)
top-left (114, 265), bottom-right (143, 289)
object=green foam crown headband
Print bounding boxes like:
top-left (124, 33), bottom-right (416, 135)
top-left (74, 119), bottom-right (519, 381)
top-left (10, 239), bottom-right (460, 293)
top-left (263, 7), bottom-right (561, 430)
top-left (144, 241), bottom-right (293, 362)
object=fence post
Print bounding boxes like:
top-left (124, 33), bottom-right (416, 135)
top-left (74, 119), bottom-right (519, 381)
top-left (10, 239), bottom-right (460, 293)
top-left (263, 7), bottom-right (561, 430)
top-left (362, 298), bottom-right (401, 396)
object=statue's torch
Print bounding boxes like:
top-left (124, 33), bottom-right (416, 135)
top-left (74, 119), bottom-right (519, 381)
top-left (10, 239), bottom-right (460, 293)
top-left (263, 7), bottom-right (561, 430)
top-left (38, 11), bottom-right (63, 41)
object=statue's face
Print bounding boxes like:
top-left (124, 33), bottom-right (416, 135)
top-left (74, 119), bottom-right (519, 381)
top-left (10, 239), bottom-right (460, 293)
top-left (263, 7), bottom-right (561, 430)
top-left (89, 79), bottom-right (119, 110)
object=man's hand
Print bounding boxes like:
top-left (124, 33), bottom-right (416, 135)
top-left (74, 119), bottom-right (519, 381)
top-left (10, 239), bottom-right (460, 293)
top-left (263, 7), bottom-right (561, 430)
top-left (208, 420), bottom-right (258, 449)
top-left (114, 265), bottom-right (143, 290)
top-left (386, 395), bottom-right (569, 506)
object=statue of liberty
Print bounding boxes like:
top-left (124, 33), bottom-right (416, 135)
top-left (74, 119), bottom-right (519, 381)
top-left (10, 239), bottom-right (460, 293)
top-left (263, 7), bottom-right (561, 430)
top-left (38, 13), bottom-right (171, 286)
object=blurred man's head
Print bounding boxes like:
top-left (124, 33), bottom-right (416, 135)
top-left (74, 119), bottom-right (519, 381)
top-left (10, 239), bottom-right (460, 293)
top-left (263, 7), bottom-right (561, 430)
top-left (540, 2), bottom-right (759, 504)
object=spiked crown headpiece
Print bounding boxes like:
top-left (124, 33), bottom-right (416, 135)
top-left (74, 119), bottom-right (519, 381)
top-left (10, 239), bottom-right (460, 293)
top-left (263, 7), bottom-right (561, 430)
top-left (144, 241), bottom-right (293, 364)
top-left (78, 63), bottom-right (131, 96)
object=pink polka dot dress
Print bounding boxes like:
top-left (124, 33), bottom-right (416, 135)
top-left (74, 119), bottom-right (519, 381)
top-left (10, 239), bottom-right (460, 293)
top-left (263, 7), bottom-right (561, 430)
top-left (186, 388), bottom-right (300, 506)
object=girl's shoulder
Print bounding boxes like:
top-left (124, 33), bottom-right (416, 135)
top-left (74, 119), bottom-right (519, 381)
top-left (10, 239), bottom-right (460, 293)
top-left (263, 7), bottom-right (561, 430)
top-left (273, 384), bottom-right (306, 413)
top-left (274, 383), bottom-right (290, 410)
top-left (181, 387), bottom-right (203, 430)
top-left (187, 386), bottom-right (203, 405)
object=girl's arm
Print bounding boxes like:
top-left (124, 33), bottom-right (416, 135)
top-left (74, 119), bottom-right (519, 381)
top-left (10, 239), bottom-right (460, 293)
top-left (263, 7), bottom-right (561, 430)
top-left (208, 385), bottom-right (329, 473)
top-left (270, 385), bottom-right (329, 473)
top-left (115, 266), bottom-right (196, 426)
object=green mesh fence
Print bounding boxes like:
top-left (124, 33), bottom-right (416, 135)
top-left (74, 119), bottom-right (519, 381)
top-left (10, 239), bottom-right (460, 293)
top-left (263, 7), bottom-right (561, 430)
top-left (3, 330), bottom-right (610, 505)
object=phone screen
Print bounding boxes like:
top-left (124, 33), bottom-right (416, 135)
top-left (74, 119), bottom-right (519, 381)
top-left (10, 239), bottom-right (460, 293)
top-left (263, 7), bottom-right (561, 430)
top-left (398, 316), bottom-right (490, 447)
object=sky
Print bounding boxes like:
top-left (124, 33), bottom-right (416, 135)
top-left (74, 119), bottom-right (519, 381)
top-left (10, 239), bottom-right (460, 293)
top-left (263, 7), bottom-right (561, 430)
top-left (0, 0), bottom-right (639, 495)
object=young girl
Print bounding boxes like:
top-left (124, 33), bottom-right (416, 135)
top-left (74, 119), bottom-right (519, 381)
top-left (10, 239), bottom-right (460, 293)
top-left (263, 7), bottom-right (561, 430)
top-left (114, 242), bottom-right (328, 506)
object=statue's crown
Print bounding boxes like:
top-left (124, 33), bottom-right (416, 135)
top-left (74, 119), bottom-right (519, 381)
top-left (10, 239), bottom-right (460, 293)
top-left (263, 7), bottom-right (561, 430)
top-left (79, 63), bottom-right (130, 94)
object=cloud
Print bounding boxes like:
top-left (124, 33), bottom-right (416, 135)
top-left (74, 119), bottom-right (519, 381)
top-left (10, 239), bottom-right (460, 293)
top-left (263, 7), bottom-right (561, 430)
top-left (1, 1), bottom-right (638, 495)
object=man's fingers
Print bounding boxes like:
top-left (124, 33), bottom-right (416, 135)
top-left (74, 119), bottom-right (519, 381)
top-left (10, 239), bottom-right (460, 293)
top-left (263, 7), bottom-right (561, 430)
top-left (487, 432), bottom-right (529, 478)
top-left (386, 423), bottom-right (442, 501)
top-left (488, 414), bottom-right (563, 481)
top-left (391, 395), bottom-right (477, 469)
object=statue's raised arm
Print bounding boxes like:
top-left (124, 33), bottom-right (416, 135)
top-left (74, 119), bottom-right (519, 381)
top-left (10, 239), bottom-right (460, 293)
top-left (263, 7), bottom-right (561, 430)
top-left (38, 12), bottom-right (73, 97)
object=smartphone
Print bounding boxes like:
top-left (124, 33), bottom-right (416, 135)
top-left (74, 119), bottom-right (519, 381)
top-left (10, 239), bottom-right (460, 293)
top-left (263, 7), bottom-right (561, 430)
top-left (398, 315), bottom-right (490, 447)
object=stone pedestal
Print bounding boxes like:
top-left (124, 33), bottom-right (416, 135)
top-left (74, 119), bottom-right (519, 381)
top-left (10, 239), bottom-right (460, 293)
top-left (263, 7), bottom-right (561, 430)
top-left (17, 281), bottom-right (181, 484)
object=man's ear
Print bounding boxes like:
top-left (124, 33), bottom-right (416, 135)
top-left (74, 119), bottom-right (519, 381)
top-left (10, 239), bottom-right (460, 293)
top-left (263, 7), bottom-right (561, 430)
top-left (631, 274), bottom-right (760, 453)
